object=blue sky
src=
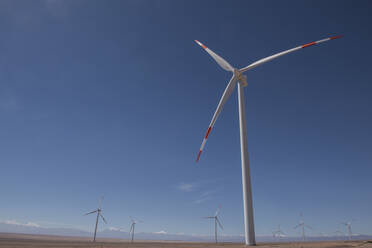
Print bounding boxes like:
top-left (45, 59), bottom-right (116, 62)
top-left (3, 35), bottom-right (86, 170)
top-left (0, 0), bottom-right (372, 238)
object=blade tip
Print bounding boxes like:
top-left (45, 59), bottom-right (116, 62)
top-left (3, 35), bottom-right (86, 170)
top-left (330, 35), bottom-right (344, 40)
top-left (194, 40), bottom-right (207, 49)
top-left (196, 151), bottom-right (202, 162)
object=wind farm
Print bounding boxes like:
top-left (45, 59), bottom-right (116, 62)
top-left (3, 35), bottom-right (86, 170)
top-left (1, 1), bottom-right (372, 248)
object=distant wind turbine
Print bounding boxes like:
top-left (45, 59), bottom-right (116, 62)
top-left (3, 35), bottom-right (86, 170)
top-left (204, 207), bottom-right (223, 243)
top-left (129, 216), bottom-right (143, 243)
top-left (272, 224), bottom-right (285, 240)
top-left (294, 213), bottom-right (312, 241)
top-left (84, 196), bottom-right (107, 242)
top-left (341, 220), bottom-right (354, 240)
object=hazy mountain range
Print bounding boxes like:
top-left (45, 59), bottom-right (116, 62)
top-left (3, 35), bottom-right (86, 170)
top-left (0, 221), bottom-right (371, 242)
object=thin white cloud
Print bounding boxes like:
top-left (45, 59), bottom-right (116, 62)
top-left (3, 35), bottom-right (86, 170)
top-left (36, 220), bottom-right (72, 227)
top-left (193, 190), bottom-right (216, 204)
top-left (2, 220), bottom-right (40, 228)
top-left (108, 226), bottom-right (125, 232)
top-left (177, 182), bottom-right (197, 192)
top-left (153, 230), bottom-right (167, 234)
top-left (193, 197), bottom-right (208, 204)
top-left (178, 180), bottom-right (221, 204)
top-left (200, 190), bottom-right (214, 198)
top-left (25, 222), bottom-right (40, 228)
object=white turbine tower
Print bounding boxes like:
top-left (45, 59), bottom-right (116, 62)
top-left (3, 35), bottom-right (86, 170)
top-left (129, 216), bottom-right (143, 243)
top-left (341, 220), bottom-right (354, 240)
top-left (294, 213), bottom-right (312, 241)
top-left (204, 207), bottom-right (223, 243)
top-left (272, 224), bottom-right (285, 241)
top-left (84, 196), bottom-right (107, 242)
top-left (194, 35), bottom-right (343, 246)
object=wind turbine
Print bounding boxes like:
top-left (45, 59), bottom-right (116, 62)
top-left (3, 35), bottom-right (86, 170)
top-left (204, 207), bottom-right (223, 243)
top-left (194, 35), bottom-right (343, 246)
top-left (341, 220), bottom-right (354, 240)
top-left (272, 224), bottom-right (285, 241)
top-left (294, 213), bottom-right (312, 241)
top-left (129, 216), bottom-right (143, 243)
top-left (84, 196), bottom-right (107, 242)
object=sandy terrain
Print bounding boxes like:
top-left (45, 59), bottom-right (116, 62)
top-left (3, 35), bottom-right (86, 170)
top-left (0, 233), bottom-right (371, 248)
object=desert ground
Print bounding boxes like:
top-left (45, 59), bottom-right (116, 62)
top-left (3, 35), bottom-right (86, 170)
top-left (0, 233), bottom-right (371, 248)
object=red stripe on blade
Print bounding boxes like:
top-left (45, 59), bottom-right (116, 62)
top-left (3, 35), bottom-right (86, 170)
top-left (330, 35), bottom-right (344, 40)
top-left (205, 127), bottom-right (212, 139)
top-left (196, 150), bottom-right (202, 162)
top-left (302, 41), bottom-right (316, 48)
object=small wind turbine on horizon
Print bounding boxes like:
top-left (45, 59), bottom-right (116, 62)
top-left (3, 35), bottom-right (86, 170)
top-left (204, 207), bottom-right (223, 243)
top-left (294, 213), bottom-right (312, 241)
top-left (272, 224), bottom-right (285, 241)
top-left (84, 196), bottom-right (107, 242)
top-left (129, 216), bottom-right (143, 243)
top-left (341, 220), bottom-right (354, 240)
top-left (194, 35), bottom-right (343, 246)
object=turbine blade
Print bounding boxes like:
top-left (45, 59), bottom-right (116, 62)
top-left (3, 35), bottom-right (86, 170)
top-left (84, 210), bottom-right (98, 215)
top-left (203, 216), bottom-right (215, 219)
top-left (215, 206), bottom-right (221, 217)
top-left (100, 214), bottom-right (107, 224)
top-left (305, 225), bottom-right (312, 229)
top-left (129, 223), bottom-right (134, 233)
top-left (294, 224), bottom-right (301, 229)
top-left (195, 40), bottom-right (234, 72)
top-left (240, 35), bottom-right (343, 73)
top-left (196, 75), bottom-right (238, 162)
top-left (99, 196), bottom-right (104, 209)
top-left (216, 217), bottom-right (223, 230)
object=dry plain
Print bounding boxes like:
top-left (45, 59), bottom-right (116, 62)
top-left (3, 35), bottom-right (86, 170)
top-left (1, 233), bottom-right (372, 248)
